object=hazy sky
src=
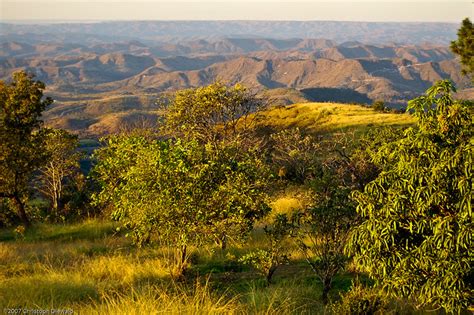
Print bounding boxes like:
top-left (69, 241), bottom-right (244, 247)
top-left (1, 0), bottom-right (472, 22)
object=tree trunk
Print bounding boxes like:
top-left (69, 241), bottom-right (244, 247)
top-left (322, 276), bottom-right (332, 305)
top-left (12, 195), bottom-right (30, 227)
top-left (220, 233), bottom-right (227, 250)
top-left (266, 265), bottom-right (277, 285)
top-left (174, 245), bottom-right (187, 280)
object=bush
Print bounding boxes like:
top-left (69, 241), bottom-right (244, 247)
top-left (329, 282), bottom-right (387, 315)
top-left (239, 214), bottom-right (292, 284)
top-left (371, 100), bottom-right (385, 112)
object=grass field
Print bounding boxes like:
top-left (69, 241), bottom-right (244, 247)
top-left (258, 102), bottom-right (415, 134)
top-left (0, 217), bottom-right (362, 313)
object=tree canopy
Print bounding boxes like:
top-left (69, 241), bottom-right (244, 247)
top-left (450, 18), bottom-right (474, 81)
top-left (163, 82), bottom-right (265, 144)
top-left (346, 80), bottom-right (473, 313)
top-left (0, 71), bottom-right (53, 226)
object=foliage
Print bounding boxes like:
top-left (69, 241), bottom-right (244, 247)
top-left (371, 100), bottom-right (386, 112)
top-left (0, 71), bottom-right (53, 226)
top-left (329, 281), bottom-right (388, 315)
top-left (270, 127), bottom-right (322, 183)
top-left (294, 167), bottom-right (356, 304)
top-left (239, 214), bottom-right (292, 284)
top-left (346, 80), bottom-right (473, 313)
top-left (37, 128), bottom-right (81, 220)
top-left (163, 82), bottom-right (265, 144)
top-left (450, 18), bottom-right (474, 81)
top-left (92, 134), bottom-right (270, 277)
top-left (337, 127), bottom-right (405, 191)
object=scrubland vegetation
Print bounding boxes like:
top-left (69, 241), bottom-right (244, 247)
top-left (0, 19), bottom-right (472, 314)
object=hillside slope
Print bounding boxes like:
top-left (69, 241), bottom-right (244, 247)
top-left (44, 99), bottom-right (415, 137)
top-left (256, 102), bottom-right (415, 134)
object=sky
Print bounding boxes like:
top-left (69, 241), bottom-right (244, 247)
top-left (1, 0), bottom-right (472, 22)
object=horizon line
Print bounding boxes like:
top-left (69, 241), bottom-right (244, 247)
top-left (1, 19), bottom-right (462, 24)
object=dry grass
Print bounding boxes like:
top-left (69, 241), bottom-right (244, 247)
top-left (0, 219), bottom-right (330, 313)
top-left (258, 102), bottom-right (415, 133)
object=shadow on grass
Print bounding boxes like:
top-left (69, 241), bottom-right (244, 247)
top-left (0, 220), bottom-right (118, 243)
top-left (0, 276), bottom-right (99, 308)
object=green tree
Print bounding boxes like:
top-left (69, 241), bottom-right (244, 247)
top-left (92, 134), bottom-right (270, 277)
top-left (37, 128), bottom-right (81, 219)
top-left (346, 80), bottom-right (473, 313)
top-left (0, 71), bottom-right (52, 226)
top-left (371, 99), bottom-right (386, 112)
top-left (450, 18), bottom-right (474, 81)
top-left (163, 82), bottom-right (265, 144)
top-left (240, 213), bottom-right (292, 284)
top-left (294, 168), bottom-right (356, 304)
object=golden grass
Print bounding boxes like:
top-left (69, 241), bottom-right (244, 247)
top-left (0, 219), bottom-right (328, 312)
top-left (270, 187), bottom-right (313, 215)
top-left (258, 102), bottom-right (415, 133)
top-left (78, 281), bottom-right (239, 315)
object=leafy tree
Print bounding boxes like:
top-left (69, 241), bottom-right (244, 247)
top-left (270, 127), bottom-right (322, 183)
top-left (346, 80), bottom-right (473, 313)
top-left (239, 213), bottom-right (292, 284)
top-left (162, 82), bottom-right (265, 144)
top-left (0, 71), bottom-right (52, 226)
top-left (450, 18), bottom-right (474, 81)
top-left (37, 128), bottom-right (81, 219)
top-left (201, 141), bottom-right (271, 249)
top-left (371, 99), bottom-right (386, 112)
top-left (294, 168), bottom-right (356, 304)
top-left (92, 134), bottom-right (270, 277)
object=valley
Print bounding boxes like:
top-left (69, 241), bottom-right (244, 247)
top-left (0, 21), bottom-right (472, 136)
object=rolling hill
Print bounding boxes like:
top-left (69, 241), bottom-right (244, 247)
top-left (0, 21), bottom-right (471, 135)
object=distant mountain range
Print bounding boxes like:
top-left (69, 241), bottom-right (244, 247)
top-left (1, 38), bottom-right (470, 103)
top-left (0, 21), bottom-right (459, 45)
top-left (0, 21), bottom-right (472, 136)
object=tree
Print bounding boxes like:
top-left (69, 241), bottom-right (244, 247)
top-left (0, 71), bottom-right (52, 226)
top-left (239, 213), bottom-right (292, 284)
top-left (294, 167), bottom-right (356, 304)
top-left (200, 140), bottom-right (271, 250)
top-left (37, 128), bottom-right (81, 219)
top-left (270, 128), bottom-right (322, 183)
top-left (92, 134), bottom-right (270, 278)
top-left (346, 80), bottom-right (473, 313)
top-left (162, 82), bottom-right (265, 145)
top-left (371, 99), bottom-right (386, 112)
top-left (450, 18), bottom-right (474, 81)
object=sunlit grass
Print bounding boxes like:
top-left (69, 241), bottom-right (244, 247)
top-left (0, 218), bottom-right (346, 312)
top-left (257, 102), bottom-right (415, 134)
top-left (78, 280), bottom-right (239, 315)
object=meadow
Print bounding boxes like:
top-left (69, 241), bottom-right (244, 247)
top-left (0, 218), bottom-right (343, 314)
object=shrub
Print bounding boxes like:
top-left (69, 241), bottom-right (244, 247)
top-left (371, 100), bottom-right (385, 112)
top-left (329, 282), bottom-right (387, 315)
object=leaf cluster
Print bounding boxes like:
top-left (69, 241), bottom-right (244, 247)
top-left (450, 18), bottom-right (474, 81)
top-left (346, 80), bottom-right (473, 313)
